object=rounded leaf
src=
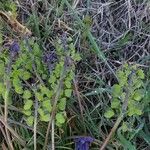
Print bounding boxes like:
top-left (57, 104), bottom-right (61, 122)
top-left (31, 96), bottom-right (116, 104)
top-left (104, 109), bottom-right (114, 118)
top-left (134, 80), bottom-right (143, 89)
top-left (42, 99), bottom-right (52, 112)
top-left (23, 110), bottom-right (32, 116)
top-left (122, 122), bottom-right (128, 132)
top-left (15, 86), bottom-right (23, 94)
top-left (56, 113), bottom-right (65, 124)
top-left (35, 92), bottom-right (43, 101)
top-left (137, 69), bottom-right (144, 79)
top-left (58, 98), bottom-right (66, 111)
top-left (65, 89), bottom-right (72, 98)
top-left (0, 63), bottom-right (5, 75)
top-left (135, 108), bottom-right (142, 116)
top-left (111, 99), bottom-right (120, 109)
top-left (65, 80), bottom-right (71, 89)
top-left (49, 75), bottom-right (56, 84)
top-left (38, 108), bottom-right (44, 116)
top-left (22, 71), bottom-right (31, 80)
top-left (112, 84), bottom-right (122, 97)
top-left (40, 86), bottom-right (51, 98)
top-left (40, 114), bottom-right (50, 122)
top-left (13, 77), bottom-right (21, 87)
top-left (24, 100), bottom-right (33, 110)
top-left (23, 90), bottom-right (32, 99)
top-left (0, 83), bottom-right (5, 94)
top-left (73, 53), bottom-right (81, 61)
top-left (26, 116), bottom-right (34, 126)
top-left (133, 91), bottom-right (142, 101)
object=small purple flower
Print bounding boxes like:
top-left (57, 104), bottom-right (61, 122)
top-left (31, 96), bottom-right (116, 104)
top-left (43, 51), bottom-right (57, 73)
top-left (43, 51), bottom-right (57, 64)
top-left (9, 41), bottom-right (20, 54)
top-left (74, 136), bottom-right (94, 150)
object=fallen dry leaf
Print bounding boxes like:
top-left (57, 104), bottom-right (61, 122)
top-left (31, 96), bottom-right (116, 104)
top-left (0, 11), bottom-right (32, 36)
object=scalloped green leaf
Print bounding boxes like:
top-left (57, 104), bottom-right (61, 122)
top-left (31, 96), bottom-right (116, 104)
top-left (0, 83), bottom-right (5, 94)
top-left (54, 63), bottom-right (62, 78)
top-left (40, 114), bottom-right (50, 122)
top-left (134, 79), bottom-right (143, 89)
top-left (72, 53), bottom-right (81, 61)
top-left (24, 100), bottom-right (33, 110)
top-left (121, 122), bottom-right (128, 132)
top-left (0, 63), bottom-right (5, 75)
top-left (23, 90), bottom-right (32, 99)
top-left (128, 107), bottom-right (142, 116)
top-left (38, 108), bottom-right (44, 116)
top-left (40, 86), bottom-right (52, 98)
top-left (133, 91), bottom-right (142, 101)
top-left (13, 77), bottom-right (21, 87)
top-left (112, 84), bottom-right (122, 97)
top-left (33, 43), bottom-right (40, 55)
top-left (23, 110), bottom-right (32, 116)
top-left (137, 69), bottom-right (144, 79)
top-left (42, 99), bottom-right (52, 112)
top-left (111, 99), bottom-right (120, 109)
top-left (15, 86), bottom-right (23, 94)
top-left (64, 80), bottom-right (71, 88)
top-left (104, 109), bottom-right (114, 118)
top-left (22, 71), bottom-right (31, 80)
top-left (65, 89), bottom-right (72, 98)
top-left (35, 92), bottom-right (43, 101)
top-left (56, 113), bottom-right (65, 124)
top-left (49, 75), bottom-right (56, 84)
top-left (117, 70), bottom-right (124, 79)
top-left (58, 98), bottom-right (66, 111)
top-left (26, 116), bottom-right (34, 126)
top-left (69, 70), bottom-right (75, 79)
top-left (135, 108), bottom-right (142, 116)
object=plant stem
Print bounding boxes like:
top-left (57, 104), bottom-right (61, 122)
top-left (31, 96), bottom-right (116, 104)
top-left (73, 79), bottom-right (86, 134)
top-left (100, 114), bottom-right (123, 150)
top-left (51, 119), bottom-right (55, 150)
top-left (4, 55), bottom-right (14, 150)
top-left (34, 98), bottom-right (38, 150)
top-left (44, 57), bottom-right (68, 149)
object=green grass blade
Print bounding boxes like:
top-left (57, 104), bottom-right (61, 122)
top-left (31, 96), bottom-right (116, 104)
top-left (117, 129), bottom-right (136, 150)
top-left (64, 0), bottom-right (117, 79)
top-left (138, 130), bottom-right (150, 145)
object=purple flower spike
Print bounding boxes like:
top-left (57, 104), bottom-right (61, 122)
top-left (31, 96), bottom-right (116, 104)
top-left (74, 136), bottom-right (94, 150)
top-left (43, 51), bottom-right (57, 73)
top-left (9, 41), bottom-right (20, 55)
top-left (43, 51), bottom-right (57, 64)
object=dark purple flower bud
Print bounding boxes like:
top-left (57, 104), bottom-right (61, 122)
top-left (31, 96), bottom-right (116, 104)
top-left (74, 136), bottom-right (94, 150)
top-left (9, 41), bottom-right (20, 55)
top-left (43, 51), bottom-right (57, 64)
top-left (43, 51), bottom-right (57, 73)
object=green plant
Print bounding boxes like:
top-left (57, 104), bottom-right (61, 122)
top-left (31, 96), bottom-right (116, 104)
top-left (0, 36), bottom-right (81, 127)
top-left (105, 64), bottom-right (145, 119)
top-left (101, 64), bottom-right (146, 150)
top-left (0, 35), bottom-right (81, 150)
